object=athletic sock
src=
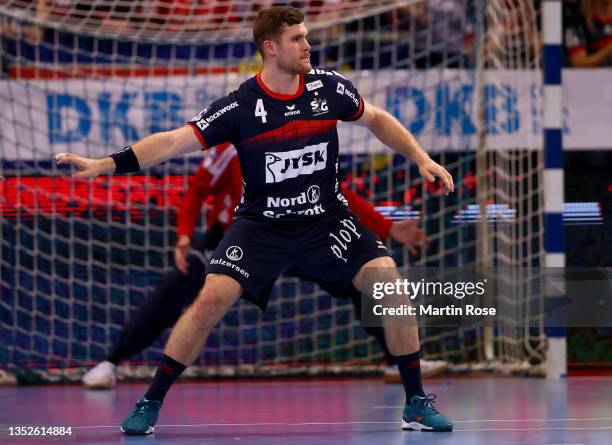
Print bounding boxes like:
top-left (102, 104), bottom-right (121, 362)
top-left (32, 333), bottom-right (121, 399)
top-left (395, 350), bottom-right (425, 402)
top-left (144, 354), bottom-right (187, 403)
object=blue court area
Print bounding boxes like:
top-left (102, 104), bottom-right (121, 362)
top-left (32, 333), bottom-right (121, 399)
top-left (1, 377), bottom-right (611, 444)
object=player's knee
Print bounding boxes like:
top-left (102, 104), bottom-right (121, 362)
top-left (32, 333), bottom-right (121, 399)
top-left (353, 255), bottom-right (398, 289)
top-left (189, 277), bottom-right (240, 329)
top-left (364, 256), bottom-right (396, 268)
top-left (192, 287), bottom-right (224, 318)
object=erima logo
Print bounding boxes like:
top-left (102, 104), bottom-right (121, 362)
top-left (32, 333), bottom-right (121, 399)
top-left (306, 80), bottom-right (323, 91)
top-left (194, 101), bottom-right (238, 131)
top-left (284, 104), bottom-right (300, 117)
top-left (226, 245), bottom-right (243, 261)
top-left (336, 82), bottom-right (345, 94)
top-left (265, 143), bottom-right (328, 184)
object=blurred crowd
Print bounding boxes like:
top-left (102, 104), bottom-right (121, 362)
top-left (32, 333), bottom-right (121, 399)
top-left (1, 0), bottom-right (611, 77)
top-left (564, 0), bottom-right (612, 67)
top-left (0, 0), bottom-right (475, 77)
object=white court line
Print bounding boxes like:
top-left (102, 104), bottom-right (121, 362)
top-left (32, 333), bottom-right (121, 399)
top-left (442, 417), bottom-right (612, 423)
top-left (453, 417), bottom-right (612, 423)
top-left (454, 426), bottom-right (612, 432)
top-left (372, 409), bottom-right (612, 424)
top-left (2, 422), bottom-right (610, 433)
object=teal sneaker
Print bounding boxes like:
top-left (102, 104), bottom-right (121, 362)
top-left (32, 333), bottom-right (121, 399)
top-left (401, 394), bottom-right (453, 432)
top-left (120, 397), bottom-right (161, 435)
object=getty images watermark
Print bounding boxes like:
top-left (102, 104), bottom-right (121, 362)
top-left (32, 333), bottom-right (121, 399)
top-left (371, 277), bottom-right (495, 317)
top-left (360, 267), bottom-right (612, 328)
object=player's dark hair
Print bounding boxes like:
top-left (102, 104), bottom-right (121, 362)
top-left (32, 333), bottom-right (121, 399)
top-left (253, 6), bottom-right (305, 59)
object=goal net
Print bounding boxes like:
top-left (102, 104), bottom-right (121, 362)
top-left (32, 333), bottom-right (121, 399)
top-left (0, 0), bottom-right (545, 382)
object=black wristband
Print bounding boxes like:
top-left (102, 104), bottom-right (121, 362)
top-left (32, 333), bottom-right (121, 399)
top-left (110, 146), bottom-right (140, 174)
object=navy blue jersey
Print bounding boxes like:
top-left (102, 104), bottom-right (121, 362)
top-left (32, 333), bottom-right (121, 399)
top-left (188, 69), bottom-right (365, 222)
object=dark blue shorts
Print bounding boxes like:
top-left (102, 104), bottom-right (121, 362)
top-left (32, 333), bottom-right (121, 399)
top-left (206, 208), bottom-right (390, 310)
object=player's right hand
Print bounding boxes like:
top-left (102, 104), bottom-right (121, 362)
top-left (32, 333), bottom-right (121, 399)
top-left (417, 157), bottom-right (454, 195)
top-left (54, 153), bottom-right (111, 178)
top-left (174, 235), bottom-right (191, 274)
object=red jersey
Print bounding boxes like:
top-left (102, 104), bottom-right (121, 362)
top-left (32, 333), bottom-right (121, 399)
top-left (177, 142), bottom-right (242, 238)
top-left (177, 144), bottom-right (393, 241)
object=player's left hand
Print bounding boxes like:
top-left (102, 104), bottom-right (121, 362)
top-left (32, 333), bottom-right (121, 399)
top-left (174, 234), bottom-right (192, 274)
top-left (55, 153), bottom-right (112, 178)
top-left (389, 219), bottom-right (427, 254)
top-left (418, 158), bottom-right (454, 195)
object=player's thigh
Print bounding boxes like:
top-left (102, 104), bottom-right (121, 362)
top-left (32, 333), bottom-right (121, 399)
top-left (207, 217), bottom-right (293, 310)
top-left (297, 210), bottom-right (389, 285)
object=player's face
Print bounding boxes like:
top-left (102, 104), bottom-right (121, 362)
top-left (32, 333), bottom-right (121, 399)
top-left (275, 23), bottom-right (311, 74)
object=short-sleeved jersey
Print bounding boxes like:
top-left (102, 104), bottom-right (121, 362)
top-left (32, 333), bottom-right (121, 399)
top-left (188, 68), bottom-right (364, 222)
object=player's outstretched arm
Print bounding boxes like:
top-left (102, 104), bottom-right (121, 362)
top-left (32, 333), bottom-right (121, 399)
top-left (353, 100), bottom-right (454, 195)
top-left (55, 125), bottom-right (202, 178)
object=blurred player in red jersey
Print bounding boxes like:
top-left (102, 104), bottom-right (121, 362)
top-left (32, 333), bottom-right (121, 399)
top-left (82, 142), bottom-right (447, 389)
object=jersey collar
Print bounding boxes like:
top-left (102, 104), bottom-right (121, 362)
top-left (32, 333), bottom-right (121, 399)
top-left (256, 73), bottom-right (305, 100)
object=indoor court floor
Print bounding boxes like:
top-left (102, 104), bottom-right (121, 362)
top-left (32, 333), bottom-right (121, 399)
top-left (1, 377), bottom-right (611, 444)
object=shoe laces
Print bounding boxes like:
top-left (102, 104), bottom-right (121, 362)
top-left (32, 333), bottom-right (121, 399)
top-left (134, 400), bottom-right (156, 415)
top-left (415, 393), bottom-right (440, 415)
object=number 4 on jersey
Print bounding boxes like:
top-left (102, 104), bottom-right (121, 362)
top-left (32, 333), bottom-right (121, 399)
top-left (255, 99), bottom-right (267, 123)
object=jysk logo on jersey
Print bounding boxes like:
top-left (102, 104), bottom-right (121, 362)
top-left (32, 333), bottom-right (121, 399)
top-left (265, 142), bottom-right (328, 184)
top-left (306, 80), bottom-right (323, 91)
top-left (310, 97), bottom-right (329, 116)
